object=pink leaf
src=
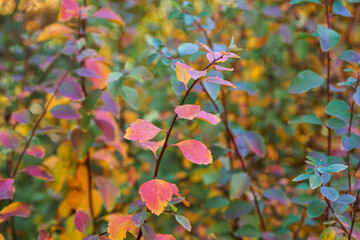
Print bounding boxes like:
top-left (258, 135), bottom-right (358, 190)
top-left (170, 183), bottom-right (180, 197)
top-left (50, 105), bottom-right (81, 119)
top-left (174, 105), bottom-right (201, 120)
top-left (74, 210), bottom-right (90, 233)
top-left (139, 139), bottom-right (165, 158)
top-left (37, 230), bottom-right (52, 240)
top-left (124, 119), bottom-right (163, 142)
top-left (94, 7), bottom-right (125, 26)
top-left (59, 82), bottom-right (84, 101)
top-left (58, 0), bottom-right (79, 21)
top-left (95, 177), bottom-right (119, 212)
top-left (139, 179), bottom-right (173, 216)
top-left (157, 234), bottom-right (176, 240)
top-left (188, 69), bottom-right (207, 80)
top-left (75, 67), bottom-right (101, 79)
top-left (174, 139), bottom-right (213, 165)
top-left (215, 65), bottom-right (234, 71)
top-left (0, 179), bottom-right (14, 200)
top-left (0, 130), bottom-right (21, 149)
top-left (26, 145), bottom-right (45, 158)
top-left (195, 110), bottom-right (220, 125)
top-left (12, 109), bottom-right (31, 124)
top-left (94, 111), bottom-right (117, 141)
top-left (203, 76), bottom-right (236, 88)
top-left (23, 166), bottom-right (53, 181)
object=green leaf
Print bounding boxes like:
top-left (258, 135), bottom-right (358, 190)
top-left (325, 118), bottom-right (346, 129)
top-left (230, 172), bottom-right (251, 199)
top-left (84, 89), bottom-right (101, 112)
top-left (335, 194), bottom-right (356, 204)
top-left (223, 201), bottom-right (253, 219)
top-left (309, 174), bottom-right (322, 189)
top-left (106, 72), bottom-right (123, 84)
top-left (205, 196), bottom-right (229, 208)
top-left (175, 215), bottom-right (191, 232)
top-left (341, 134), bottom-right (359, 151)
top-left (234, 225), bottom-right (261, 238)
top-left (319, 227), bottom-right (340, 240)
top-left (338, 50), bottom-right (360, 63)
top-left (332, 0), bottom-right (352, 17)
top-left (327, 164), bottom-right (348, 173)
top-left (178, 43), bottom-right (198, 56)
top-left (317, 25), bottom-right (341, 52)
top-left (307, 199), bottom-right (325, 218)
top-left (71, 129), bottom-right (95, 158)
top-left (320, 187), bottom-right (339, 201)
top-left (290, 0), bottom-right (321, 4)
top-left (293, 174), bottom-right (312, 182)
top-left (289, 114), bottom-right (322, 125)
top-left (288, 70), bottom-right (324, 94)
top-left (325, 100), bottom-right (349, 118)
top-left (120, 86), bottom-right (139, 110)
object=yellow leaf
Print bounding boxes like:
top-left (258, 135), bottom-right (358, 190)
top-left (37, 23), bottom-right (74, 42)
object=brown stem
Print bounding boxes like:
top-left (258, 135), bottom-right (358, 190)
top-left (86, 152), bottom-right (96, 232)
top-left (153, 56), bottom-right (222, 178)
top-left (346, 74), bottom-right (360, 195)
top-left (293, 207), bottom-right (307, 240)
top-left (11, 60), bottom-right (73, 178)
top-left (199, 82), bottom-right (267, 231)
top-left (349, 192), bottom-right (360, 240)
top-left (324, 198), bottom-right (349, 235)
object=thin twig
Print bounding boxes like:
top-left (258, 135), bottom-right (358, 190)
top-left (11, 60), bottom-right (73, 178)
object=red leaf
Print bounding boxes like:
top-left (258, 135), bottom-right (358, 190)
top-left (50, 105), bottom-right (81, 120)
top-left (95, 177), bottom-right (119, 212)
top-left (11, 109), bottom-right (31, 124)
top-left (23, 166), bottom-right (53, 181)
top-left (37, 230), bottom-right (52, 240)
top-left (175, 104), bottom-right (201, 120)
top-left (0, 202), bottom-right (31, 222)
top-left (26, 145), bottom-right (45, 158)
top-left (124, 119), bottom-right (163, 142)
top-left (139, 179), bottom-right (173, 216)
top-left (74, 210), bottom-right (91, 233)
top-left (195, 110), bottom-right (220, 125)
top-left (174, 139), bottom-right (213, 165)
top-left (94, 7), bottom-right (125, 26)
top-left (0, 130), bottom-right (21, 149)
top-left (58, 0), bottom-right (79, 21)
top-left (156, 234), bottom-right (176, 240)
top-left (0, 178), bottom-right (14, 200)
top-left (107, 215), bottom-right (135, 240)
top-left (203, 76), bottom-right (236, 88)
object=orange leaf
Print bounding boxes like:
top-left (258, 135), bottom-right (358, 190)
top-left (124, 119), bottom-right (163, 142)
top-left (58, 0), bottom-right (79, 22)
top-left (175, 104), bottom-right (201, 120)
top-left (175, 139), bottom-right (213, 165)
top-left (37, 23), bottom-right (74, 42)
top-left (139, 179), bottom-right (173, 216)
top-left (95, 177), bottom-right (119, 212)
top-left (107, 215), bottom-right (135, 240)
top-left (85, 58), bottom-right (110, 90)
top-left (94, 7), bottom-right (125, 26)
top-left (0, 202), bottom-right (31, 223)
top-left (175, 61), bottom-right (192, 90)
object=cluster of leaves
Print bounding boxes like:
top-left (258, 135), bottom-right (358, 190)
top-left (1, 0), bottom-right (360, 239)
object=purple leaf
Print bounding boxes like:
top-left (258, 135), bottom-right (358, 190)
top-left (22, 166), bottom-right (53, 181)
top-left (0, 179), bottom-right (14, 200)
top-left (12, 109), bottom-right (31, 124)
top-left (75, 67), bottom-right (101, 79)
top-left (339, 50), bottom-right (360, 63)
top-left (25, 145), bottom-right (45, 158)
top-left (50, 105), bottom-right (81, 120)
top-left (59, 82), bottom-right (84, 101)
top-left (0, 130), bottom-right (21, 149)
top-left (74, 210), bottom-right (91, 233)
top-left (100, 92), bottom-right (119, 118)
top-left (263, 188), bottom-right (288, 204)
top-left (263, 6), bottom-right (283, 18)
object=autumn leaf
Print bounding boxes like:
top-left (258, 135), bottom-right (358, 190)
top-left (175, 61), bottom-right (192, 90)
top-left (0, 178), bottom-right (14, 200)
top-left (174, 139), bottom-right (213, 165)
top-left (37, 23), bottom-right (74, 42)
top-left (74, 210), bottom-right (91, 233)
top-left (203, 76), bottom-right (236, 88)
top-left (0, 130), bottom-right (22, 149)
top-left (85, 58), bottom-right (111, 90)
top-left (175, 104), bottom-right (201, 120)
top-left (124, 119), bottom-right (163, 142)
top-left (94, 7), bottom-right (125, 26)
top-left (58, 0), bottom-right (79, 22)
top-left (0, 202), bottom-right (31, 223)
top-left (107, 215), bottom-right (135, 240)
top-left (139, 179), bottom-right (174, 216)
top-left (195, 111), bottom-right (220, 125)
top-left (26, 145), bottom-right (45, 158)
top-left (139, 139), bottom-right (165, 158)
top-left (37, 230), bottom-right (53, 240)
top-left (95, 177), bottom-right (119, 212)
top-left (23, 166), bottom-right (53, 181)
top-left (156, 234), bottom-right (176, 240)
